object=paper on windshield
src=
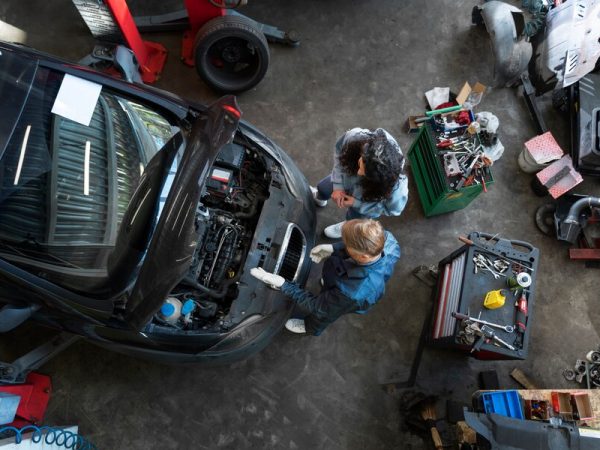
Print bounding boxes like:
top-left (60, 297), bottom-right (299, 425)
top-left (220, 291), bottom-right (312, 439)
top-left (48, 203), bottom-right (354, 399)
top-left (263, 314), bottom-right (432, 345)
top-left (51, 74), bottom-right (102, 126)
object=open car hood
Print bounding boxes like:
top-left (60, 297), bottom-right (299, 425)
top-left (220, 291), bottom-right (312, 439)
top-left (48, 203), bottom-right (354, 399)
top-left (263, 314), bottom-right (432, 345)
top-left (125, 96), bottom-right (241, 330)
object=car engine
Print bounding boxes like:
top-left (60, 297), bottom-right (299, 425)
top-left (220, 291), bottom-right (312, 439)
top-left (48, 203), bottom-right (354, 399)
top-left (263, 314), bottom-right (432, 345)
top-left (152, 142), bottom-right (272, 331)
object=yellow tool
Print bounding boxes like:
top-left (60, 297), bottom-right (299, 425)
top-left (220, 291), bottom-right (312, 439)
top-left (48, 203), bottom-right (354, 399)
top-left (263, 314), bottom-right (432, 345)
top-left (484, 289), bottom-right (507, 309)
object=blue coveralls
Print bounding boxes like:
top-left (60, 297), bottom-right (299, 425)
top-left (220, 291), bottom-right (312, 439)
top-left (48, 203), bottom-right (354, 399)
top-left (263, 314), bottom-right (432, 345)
top-left (280, 231), bottom-right (401, 335)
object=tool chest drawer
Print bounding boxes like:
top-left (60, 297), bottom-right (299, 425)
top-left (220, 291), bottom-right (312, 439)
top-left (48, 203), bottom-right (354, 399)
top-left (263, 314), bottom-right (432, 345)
top-left (429, 232), bottom-right (540, 360)
top-left (407, 124), bottom-right (493, 217)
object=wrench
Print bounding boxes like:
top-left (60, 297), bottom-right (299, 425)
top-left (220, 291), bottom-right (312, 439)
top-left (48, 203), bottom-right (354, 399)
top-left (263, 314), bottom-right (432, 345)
top-left (473, 256), bottom-right (500, 279)
top-left (452, 312), bottom-right (514, 333)
top-left (480, 325), bottom-right (516, 351)
top-left (474, 255), bottom-right (506, 279)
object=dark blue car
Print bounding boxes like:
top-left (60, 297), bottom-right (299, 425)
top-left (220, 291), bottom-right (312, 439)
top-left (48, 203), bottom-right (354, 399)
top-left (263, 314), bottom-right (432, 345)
top-left (0, 41), bottom-right (315, 365)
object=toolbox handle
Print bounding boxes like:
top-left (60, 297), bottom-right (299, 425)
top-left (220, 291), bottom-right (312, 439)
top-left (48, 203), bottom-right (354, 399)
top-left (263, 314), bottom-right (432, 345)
top-left (468, 232), bottom-right (536, 256)
top-left (461, 232), bottom-right (539, 268)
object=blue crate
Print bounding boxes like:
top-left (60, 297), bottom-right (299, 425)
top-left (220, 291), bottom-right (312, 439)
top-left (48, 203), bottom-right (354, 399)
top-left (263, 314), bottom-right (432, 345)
top-left (481, 390), bottom-right (524, 420)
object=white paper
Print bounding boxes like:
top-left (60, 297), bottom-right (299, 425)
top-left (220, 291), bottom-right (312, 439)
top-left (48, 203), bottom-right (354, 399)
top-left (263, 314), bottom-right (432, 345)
top-left (51, 74), bottom-right (102, 126)
top-left (424, 87), bottom-right (449, 110)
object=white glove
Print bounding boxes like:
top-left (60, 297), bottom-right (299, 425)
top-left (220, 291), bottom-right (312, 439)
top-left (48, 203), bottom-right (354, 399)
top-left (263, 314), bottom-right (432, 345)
top-left (250, 267), bottom-right (285, 289)
top-left (310, 244), bottom-right (334, 263)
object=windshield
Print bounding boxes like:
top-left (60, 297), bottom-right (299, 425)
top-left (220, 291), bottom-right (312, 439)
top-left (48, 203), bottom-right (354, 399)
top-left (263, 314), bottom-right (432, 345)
top-left (0, 65), bottom-right (181, 294)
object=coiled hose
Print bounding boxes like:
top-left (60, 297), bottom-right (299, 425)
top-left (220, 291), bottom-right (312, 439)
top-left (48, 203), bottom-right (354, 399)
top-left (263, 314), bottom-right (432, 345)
top-left (522, 0), bottom-right (548, 37)
top-left (0, 425), bottom-right (96, 449)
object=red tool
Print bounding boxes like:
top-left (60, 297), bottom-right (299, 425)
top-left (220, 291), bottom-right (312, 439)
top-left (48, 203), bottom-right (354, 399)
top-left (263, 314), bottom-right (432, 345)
top-left (436, 140), bottom-right (454, 148)
top-left (515, 293), bottom-right (528, 333)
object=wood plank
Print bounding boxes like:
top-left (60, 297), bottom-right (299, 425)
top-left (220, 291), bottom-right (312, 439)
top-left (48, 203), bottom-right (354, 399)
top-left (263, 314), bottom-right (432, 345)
top-left (510, 368), bottom-right (538, 390)
top-left (569, 248), bottom-right (600, 260)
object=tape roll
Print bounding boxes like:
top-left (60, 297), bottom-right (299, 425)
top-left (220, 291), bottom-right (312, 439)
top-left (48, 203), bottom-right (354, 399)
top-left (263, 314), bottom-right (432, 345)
top-left (516, 272), bottom-right (532, 288)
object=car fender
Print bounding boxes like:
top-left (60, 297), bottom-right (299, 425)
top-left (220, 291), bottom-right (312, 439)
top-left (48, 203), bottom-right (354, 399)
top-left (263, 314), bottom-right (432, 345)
top-left (477, 1), bottom-right (532, 86)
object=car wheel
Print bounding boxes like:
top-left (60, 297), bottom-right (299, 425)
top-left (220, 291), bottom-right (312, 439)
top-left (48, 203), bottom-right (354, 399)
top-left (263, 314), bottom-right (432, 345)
top-left (194, 15), bottom-right (270, 94)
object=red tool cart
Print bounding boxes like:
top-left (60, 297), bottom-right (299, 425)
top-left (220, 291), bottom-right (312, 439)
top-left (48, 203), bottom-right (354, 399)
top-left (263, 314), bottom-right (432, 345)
top-left (429, 232), bottom-right (540, 360)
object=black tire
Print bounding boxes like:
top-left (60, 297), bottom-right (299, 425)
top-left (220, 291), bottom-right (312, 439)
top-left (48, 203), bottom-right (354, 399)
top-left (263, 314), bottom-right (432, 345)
top-left (194, 16), bottom-right (270, 94)
top-left (534, 203), bottom-right (557, 236)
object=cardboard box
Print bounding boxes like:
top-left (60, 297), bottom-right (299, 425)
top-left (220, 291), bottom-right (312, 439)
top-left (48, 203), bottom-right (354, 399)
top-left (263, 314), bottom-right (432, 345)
top-left (572, 392), bottom-right (594, 421)
top-left (456, 82), bottom-right (487, 108)
top-left (551, 391), bottom-right (573, 418)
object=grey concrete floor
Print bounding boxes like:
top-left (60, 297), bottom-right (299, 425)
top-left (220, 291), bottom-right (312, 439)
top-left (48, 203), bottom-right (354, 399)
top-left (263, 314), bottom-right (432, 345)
top-left (1, 1), bottom-right (599, 448)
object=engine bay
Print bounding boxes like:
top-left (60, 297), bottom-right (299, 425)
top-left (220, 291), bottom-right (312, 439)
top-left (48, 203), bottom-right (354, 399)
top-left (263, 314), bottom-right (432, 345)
top-left (151, 141), bottom-right (273, 331)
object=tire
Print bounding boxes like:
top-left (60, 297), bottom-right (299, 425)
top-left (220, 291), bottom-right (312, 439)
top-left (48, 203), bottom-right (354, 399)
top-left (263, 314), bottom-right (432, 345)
top-left (194, 16), bottom-right (270, 94)
top-left (534, 203), bottom-right (557, 236)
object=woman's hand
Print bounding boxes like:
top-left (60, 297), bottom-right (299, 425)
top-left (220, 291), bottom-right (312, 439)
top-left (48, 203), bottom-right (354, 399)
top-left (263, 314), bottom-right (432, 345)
top-left (331, 190), bottom-right (346, 208)
top-left (341, 195), bottom-right (355, 207)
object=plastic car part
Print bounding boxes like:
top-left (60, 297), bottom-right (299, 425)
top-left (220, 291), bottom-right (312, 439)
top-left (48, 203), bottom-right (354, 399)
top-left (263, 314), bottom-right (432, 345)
top-left (475, 1), bottom-right (532, 87)
top-left (194, 15), bottom-right (270, 93)
top-left (539, 0), bottom-right (600, 88)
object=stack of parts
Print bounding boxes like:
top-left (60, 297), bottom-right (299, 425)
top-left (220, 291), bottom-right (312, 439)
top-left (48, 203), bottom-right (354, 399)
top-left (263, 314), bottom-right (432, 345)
top-left (518, 132), bottom-right (564, 173)
top-left (536, 155), bottom-right (584, 199)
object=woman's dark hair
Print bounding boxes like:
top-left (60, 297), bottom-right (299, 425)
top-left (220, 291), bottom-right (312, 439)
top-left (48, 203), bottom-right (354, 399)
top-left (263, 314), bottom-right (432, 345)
top-left (339, 129), bottom-right (404, 202)
top-left (338, 139), bottom-right (367, 175)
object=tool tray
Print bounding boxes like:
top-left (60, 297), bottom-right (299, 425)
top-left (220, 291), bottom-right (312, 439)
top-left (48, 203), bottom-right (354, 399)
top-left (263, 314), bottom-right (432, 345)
top-left (428, 232), bottom-right (540, 360)
top-left (407, 123), bottom-right (493, 217)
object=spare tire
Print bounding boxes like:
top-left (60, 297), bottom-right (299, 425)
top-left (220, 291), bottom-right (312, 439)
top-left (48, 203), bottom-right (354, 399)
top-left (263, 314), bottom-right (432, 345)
top-left (194, 15), bottom-right (270, 94)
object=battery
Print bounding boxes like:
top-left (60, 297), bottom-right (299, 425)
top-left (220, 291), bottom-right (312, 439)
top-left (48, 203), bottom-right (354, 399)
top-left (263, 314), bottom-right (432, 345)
top-left (206, 167), bottom-right (233, 196)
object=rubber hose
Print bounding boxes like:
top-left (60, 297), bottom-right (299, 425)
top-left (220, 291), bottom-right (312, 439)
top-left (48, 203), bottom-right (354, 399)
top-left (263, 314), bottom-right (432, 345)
top-left (565, 197), bottom-right (600, 225)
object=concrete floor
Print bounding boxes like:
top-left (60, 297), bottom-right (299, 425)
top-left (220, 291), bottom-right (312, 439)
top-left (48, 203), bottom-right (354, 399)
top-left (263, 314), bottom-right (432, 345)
top-left (1, 0), bottom-right (599, 448)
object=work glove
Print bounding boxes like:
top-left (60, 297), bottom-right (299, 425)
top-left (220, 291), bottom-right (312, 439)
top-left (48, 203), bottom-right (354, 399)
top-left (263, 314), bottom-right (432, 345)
top-left (250, 267), bottom-right (285, 289)
top-left (310, 244), bottom-right (334, 263)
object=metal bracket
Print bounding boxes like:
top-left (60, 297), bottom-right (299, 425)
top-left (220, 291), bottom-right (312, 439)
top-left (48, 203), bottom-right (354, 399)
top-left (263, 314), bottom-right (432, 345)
top-left (0, 332), bottom-right (80, 384)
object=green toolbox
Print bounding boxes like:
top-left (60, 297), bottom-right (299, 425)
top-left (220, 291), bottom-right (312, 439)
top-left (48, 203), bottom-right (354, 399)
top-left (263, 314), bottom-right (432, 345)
top-left (407, 125), bottom-right (493, 217)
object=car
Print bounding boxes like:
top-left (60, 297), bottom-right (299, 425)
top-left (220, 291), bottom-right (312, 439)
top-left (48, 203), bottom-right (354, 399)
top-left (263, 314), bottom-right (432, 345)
top-left (0, 40), bottom-right (316, 366)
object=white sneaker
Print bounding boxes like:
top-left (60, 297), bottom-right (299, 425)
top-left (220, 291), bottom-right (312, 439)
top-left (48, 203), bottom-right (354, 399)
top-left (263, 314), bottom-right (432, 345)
top-left (285, 318), bottom-right (306, 334)
top-left (324, 221), bottom-right (345, 239)
top-left (310, 186), bottom-right (328, 207)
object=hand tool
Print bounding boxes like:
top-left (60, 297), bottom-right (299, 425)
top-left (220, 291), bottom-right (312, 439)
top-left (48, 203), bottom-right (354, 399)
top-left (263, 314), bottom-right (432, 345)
top-left (473, 255), bottom-right (504, 279)
top-left (454, 153), bottom-right (482, 190)
top-left (458, 235), bottom-right (535, 272)
top-left (480, 325), bottom-right (516, 351)
top-left (452, 312), bottom-right (514, 333)
top-left (425, 104), bottom-right (463, 117)
top-left (515, 292), bottom-right (528, 333)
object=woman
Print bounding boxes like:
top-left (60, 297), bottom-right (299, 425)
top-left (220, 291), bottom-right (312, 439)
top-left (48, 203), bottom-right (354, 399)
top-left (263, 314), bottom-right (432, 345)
top-left (311, 127), bottom-right (408, 238)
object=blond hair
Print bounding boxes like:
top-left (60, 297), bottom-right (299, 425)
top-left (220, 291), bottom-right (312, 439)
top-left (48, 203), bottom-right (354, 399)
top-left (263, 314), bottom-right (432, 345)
top-left (341, 219), bottom-right (385, 257)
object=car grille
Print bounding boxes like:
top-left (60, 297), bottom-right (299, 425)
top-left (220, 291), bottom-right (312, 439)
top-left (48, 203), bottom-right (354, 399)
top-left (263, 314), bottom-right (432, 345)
top-left (275, 224), bottom-right (306, 282)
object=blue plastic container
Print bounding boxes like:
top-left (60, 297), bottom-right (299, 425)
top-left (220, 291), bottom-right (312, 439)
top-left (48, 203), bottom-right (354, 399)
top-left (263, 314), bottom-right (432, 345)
top-left (481, 390), bottom-right (524, 420)
top-left (0, 392), bottom-right (20, 425)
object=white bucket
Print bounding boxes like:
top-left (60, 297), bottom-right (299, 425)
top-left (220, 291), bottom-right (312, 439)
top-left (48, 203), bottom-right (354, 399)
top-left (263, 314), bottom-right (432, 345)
top-left (518, 147), bottom-right (550, 173)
